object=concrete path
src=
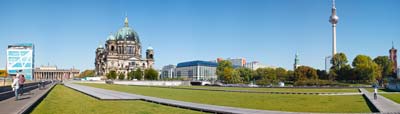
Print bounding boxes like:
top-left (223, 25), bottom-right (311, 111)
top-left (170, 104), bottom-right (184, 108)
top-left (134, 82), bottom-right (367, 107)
top-left (139, 85), bottom-right (363, 95)
top-left (65, 83), bottom-right (296, 114)
top-left (66, 83), bottom-right (141, 100)
top-left (0, 83), bottom-right (55, 114)
top-left (359, 88), bottom-right (400, 113)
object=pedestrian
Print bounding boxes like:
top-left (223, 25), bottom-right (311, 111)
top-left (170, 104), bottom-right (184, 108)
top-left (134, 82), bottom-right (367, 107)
top-left (374, 86), bottom-right (378, 100)
top-left (19, 72), bottom-right (26, 96)
top-left (11, 75), bottom-right (20, 101)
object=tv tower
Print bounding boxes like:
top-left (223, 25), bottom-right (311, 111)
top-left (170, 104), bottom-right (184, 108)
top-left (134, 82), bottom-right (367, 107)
top-left (329, 0), bottom-right (339, 57)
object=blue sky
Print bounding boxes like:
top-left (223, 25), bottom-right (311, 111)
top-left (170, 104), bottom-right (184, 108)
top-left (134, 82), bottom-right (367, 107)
top-left (0, 0), bottom-right (399, 71)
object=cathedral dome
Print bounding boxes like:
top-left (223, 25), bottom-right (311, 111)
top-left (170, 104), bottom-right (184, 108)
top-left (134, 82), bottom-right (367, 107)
top-left (107, 34), bottom-right (116, 40)
top-left (115, 17), bottom-right (140, 43)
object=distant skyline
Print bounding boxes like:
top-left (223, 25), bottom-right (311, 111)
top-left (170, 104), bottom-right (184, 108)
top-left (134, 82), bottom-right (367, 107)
top-left (0, 0), bottom-right (399, 71)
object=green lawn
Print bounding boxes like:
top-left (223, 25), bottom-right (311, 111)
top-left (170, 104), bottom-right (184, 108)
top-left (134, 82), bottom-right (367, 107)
top-left (381, 94), bottom-right (400, 104)
top-left (79, 83), bottom-right (373, 113)
top-left (167, 86), bottom-right (359, 93)
top-left (31, 85), bottom-right (204, 114)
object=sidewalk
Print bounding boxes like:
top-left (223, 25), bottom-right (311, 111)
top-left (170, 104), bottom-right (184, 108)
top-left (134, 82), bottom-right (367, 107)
top-left (0, 83), bottom-right (55, 114)
top-left (359, 88), bottom-right (400, 113)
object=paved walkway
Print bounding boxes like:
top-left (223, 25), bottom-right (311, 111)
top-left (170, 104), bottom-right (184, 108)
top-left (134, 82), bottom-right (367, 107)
top-left (0, 83), bottom-right (55, 114)
top-left (66, 83), bottom-right (141, 100)
top-left (65, 83), bottom-right (296, 114)
top-left (140, 85), bottom-right (363, 95)
top-left (359, 88), bottom-right (400, 113)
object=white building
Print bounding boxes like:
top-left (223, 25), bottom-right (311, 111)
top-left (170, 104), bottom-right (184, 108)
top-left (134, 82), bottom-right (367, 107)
top-left (176, 60), bottom-right (217, 81)
top-left (217, 57), bottom-right (246, 68)
top-left (161, 65), bottom-right (176, 79)
top-left (227, 58), bottom-right (246, 67)
top-left (244, 61), bottom-right (275, 70)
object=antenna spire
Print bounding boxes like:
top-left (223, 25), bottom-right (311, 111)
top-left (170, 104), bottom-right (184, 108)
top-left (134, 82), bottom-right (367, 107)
top-left (392, 41), bottom-right (395, 48)
top-left (333, 0), bottom-right (336, 8)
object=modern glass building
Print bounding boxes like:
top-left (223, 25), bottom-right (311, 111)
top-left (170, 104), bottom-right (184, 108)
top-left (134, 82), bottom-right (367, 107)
top-left (176, 60), bottom-right (217, 81)
top-left (6, 43), bottom-right (35, 80)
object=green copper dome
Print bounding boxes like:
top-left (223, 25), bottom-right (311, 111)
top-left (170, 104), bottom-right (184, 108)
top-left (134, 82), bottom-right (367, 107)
top-left (115, 17), bottom-right (140, 43)
top-left (107, 33), bottom-right (116, 40)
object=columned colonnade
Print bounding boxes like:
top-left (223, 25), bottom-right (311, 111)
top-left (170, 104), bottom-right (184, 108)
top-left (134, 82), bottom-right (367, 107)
top-left (33, 69), bottom-right (80, 81)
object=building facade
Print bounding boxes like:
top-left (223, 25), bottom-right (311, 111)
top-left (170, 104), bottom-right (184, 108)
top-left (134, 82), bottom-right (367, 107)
top-left (389, 43), bottom-right (397, 75)
top-left (33, 66), bottom-right (79, 81)
top-left (176, 60), bottom-right (217, 81)
top-left (217, 57), bottom-right (246, 68)
top-left (244, 61), bottom-right (275, 70)
top-left (6, 43), bottom-right (35, 80)
top-left (161, 65), bottom-right (176, 79)
top-left (95, 17), bottom-right (154, 79)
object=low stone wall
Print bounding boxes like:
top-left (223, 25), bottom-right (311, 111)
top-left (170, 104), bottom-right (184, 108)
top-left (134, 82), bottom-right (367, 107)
top-left (0, 81), bottom-right (52, 101)
top-left (114, 81), bottom-right (191, 86)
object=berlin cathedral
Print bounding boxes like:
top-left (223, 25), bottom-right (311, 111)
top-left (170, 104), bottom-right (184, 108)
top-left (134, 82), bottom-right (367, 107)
top-left (95, 17), bottom-right (154, 79)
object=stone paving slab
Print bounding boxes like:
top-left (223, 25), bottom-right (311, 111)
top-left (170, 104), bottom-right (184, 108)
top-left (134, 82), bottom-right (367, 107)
top-left (65, 83), bottom-right (298, 114)
top-left (120, 85), bottom-right (363, 96)
top-left (65, 83), bottom-right (141, 100)
top-left (0, 83), bottom-right (55, 114)
top-left (359, 88), bottom-right (400, 113)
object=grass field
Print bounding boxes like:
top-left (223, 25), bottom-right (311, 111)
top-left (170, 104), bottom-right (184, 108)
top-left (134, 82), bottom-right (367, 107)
top-left (79, 83), bottom-right (373, 113)
top-left (167, 86), bottom-right (359, 93)
top-left (381, 94), bottom-right (400, 104)
top-left (31, 85), bottom-right (204, 114)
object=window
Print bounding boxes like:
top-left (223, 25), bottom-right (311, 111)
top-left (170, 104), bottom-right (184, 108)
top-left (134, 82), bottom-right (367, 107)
top-left (111, 46), bottom-right (115, 51)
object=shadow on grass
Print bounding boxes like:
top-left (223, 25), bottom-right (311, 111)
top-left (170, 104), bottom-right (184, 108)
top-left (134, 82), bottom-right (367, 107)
top-left (362, 94), bottom-right (379, 113)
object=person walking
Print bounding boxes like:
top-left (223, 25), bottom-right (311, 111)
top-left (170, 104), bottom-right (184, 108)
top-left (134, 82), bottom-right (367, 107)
top-left (19, 73), bottom-right (26, 95)
top-left (11, 75), bottom-right (20, 101)
top-left (374, 86), bottom-right (378, 100)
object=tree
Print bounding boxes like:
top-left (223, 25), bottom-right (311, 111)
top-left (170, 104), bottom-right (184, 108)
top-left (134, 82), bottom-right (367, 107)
top-left (294, 66), bottom-right (318, 81)
top-left (254, 68), bottom-right (277, 85)
top-left (331, 53), bottom-right (348, 70)
top-left (223, 69), bottom-right (241, 84)
top-left (0, 70), bottom-right (7, 77)
top-left (275, 67), bottom-right (288, 82)
top-left (106, 70), bottom-right (117, 80)
top-left (336, 65), bottom-right (354, 81)
top-left (352, 55), bottom-right (380, 82)
top-left (317, 69), bottom-right (329, 80)
top-left (133, 68), bottom-right (143, 80)
top-left (127, 71), bottom-right (134, 80)
top-left (118, 72), bottom-right (125, 80)
top-left (236, 67), bottom-right (253, 83)
top-left (216, 60), bottom-right (233, 81)
top-left (144, 68), bottom-right (159, 80)
top-left (286, 70), bottom-right (295, 82)
top-left (330, 53), bottom-right (349, 81)
top-left (79, 69), bottom-right (95, 78)
top-left (373, 56), bottom-right (393, 78)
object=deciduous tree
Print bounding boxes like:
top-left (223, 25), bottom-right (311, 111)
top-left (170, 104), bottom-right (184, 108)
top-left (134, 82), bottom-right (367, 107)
top-left (79, 70), bottom-right (95, 78)
top-left (352, 55), bottom-right (380, 82)
top-left (106, 71), bottom-right (117, 80)
top-left (118, 72), bottom-right (125, 80)
top-left (216, 60), bottom-right (233, 81)
top-left (144, 68), bottom-right (158, 80)
top-left (134, 68), bottom-right (143, 80)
